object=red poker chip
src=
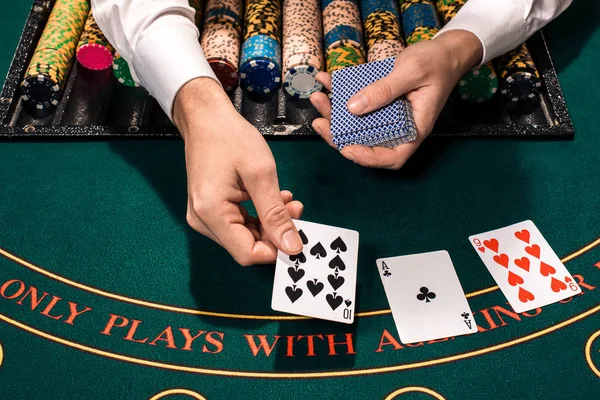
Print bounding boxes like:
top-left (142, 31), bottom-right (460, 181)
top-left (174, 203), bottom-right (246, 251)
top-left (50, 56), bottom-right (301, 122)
top-left (76, 44), bottom-right (113, 71)
top-left (209, 58), bottom-right (239, 91)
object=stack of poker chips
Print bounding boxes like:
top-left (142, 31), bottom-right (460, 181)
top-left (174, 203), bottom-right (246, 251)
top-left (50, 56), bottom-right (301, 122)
top-left (322, 0), bottom-right (366, 73)
top-left (436, 0), bottom-right (498, 103)
top-left (201, 0), bottom-right (243, 91)
top-left (112, 52), bottom-right (139, 87)
top-left (495, 43), bottom-right (542, 106)
top-left (189, 0), bottom-right (205, 29)
top-left (20, 0), bottom-right (89, 111)
top-left (76, 11), bottom-right (115, 71)
top-left (281, 0), bottom-right (324, 99)
top-left (240, 0), bottom-right (283, 94)
top-left (399, 0), bottom-right (441, 45)
top-left (361, 0), bottom-right (405, 62)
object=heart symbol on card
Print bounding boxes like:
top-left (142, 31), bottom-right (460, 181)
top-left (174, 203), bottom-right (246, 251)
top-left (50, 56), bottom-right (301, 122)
top-left (550, 277), bottom-right (567, 292)
top-left (518, 287), bottom-right (535, 303)
top-left (493, 253), bottom-right (509, 268)
top-left (565, 276), bottom-right (573, 283)
top-left (477, 246), bottom-right (486, 253)
top-left (514, 257), bottom-right (530, 272)
top-left (484, 238), bottom-right (499, 253)
top-left (525, 244), bottom-right (541, 259)
top-left (326, 293), bottom-right (344, 310)
top-left (515, 229), bottom-right (531, 244)
top-left (507, 271), bottom-right (524, 286)
top-left (540, 261), bottom-right (556, 277)
top-left (287, 267), bottom-right (305, 283)
top-left (306, 279), bottom-right (324, 296)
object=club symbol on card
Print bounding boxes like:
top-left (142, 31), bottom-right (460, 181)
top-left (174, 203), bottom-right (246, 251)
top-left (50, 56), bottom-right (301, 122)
top-left (383, 270), bottom-right (391, 277)
top-left (327, 274), bottom-right (345, 290)
top-left (285, 285), bottom-right (303, 303)
top-left (310, 242), bottom-right (327, 259)
top-left (330, 237), bottom-right (347, 254)
top-left (307, 279), bottom-right (324, 296)
top-left (289, 252), bottom-right (306, 266)
top-left (328, 255), bottom-right (346, 271)
top-left (287, 267), bottom-right (305, 283)
top-left (461, 312), bottom-right (473, 329)
top-left (298, 229), bottom-right (309, 245)
top-left (416, 287), bottom-right (436, 303)
top-left (326, 293), bottom-right (344, 310)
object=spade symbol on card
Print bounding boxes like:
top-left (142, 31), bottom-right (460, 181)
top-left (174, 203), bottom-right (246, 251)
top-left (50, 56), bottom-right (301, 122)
top-left (327, 274), bottom-right (345, 290)
top-left (287, 267), bottom-right (305, 283)
top-left (310, 242), bottom-right (327, 259)
top-left (285, 286), bottom-right (303, 303)
top-left (289, 252), bottom-right (306, 266)
top-left (326, 293), bottom-right (344, 310)
top-left (307, 279), bottom-right (324, 296)
top-left (330, 237), bottom-right (347, 254)
top-left (298, 229), bottom-right (309, 245)
top-left (328, 255), bottom-right (346, 271)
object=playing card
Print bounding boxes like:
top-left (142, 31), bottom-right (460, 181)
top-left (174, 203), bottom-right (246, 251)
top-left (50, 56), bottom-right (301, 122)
top-left (469, 220), bottom-right (581, 313)
top-left (376, 251), bottom-right (477, 344)
top-left (330, 57), bottom-right (417, 150)
top-left (271, 220), bottom-right (359, 324)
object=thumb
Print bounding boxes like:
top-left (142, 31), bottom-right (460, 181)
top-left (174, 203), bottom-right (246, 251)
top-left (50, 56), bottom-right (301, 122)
top-left (347, 66), bottom-right (417, 115)
top-left (242, 166), bottom-right (303, 255)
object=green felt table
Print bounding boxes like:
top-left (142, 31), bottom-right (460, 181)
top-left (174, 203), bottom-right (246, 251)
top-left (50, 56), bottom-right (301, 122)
top-left (1, 2), bottom-right (600, 400)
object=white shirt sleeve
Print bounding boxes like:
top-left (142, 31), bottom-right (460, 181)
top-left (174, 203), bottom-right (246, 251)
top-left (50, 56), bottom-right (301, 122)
top-left (436, 0), bottom-right (572, 65)
top-left (90, 0), bottom-right (220, 120)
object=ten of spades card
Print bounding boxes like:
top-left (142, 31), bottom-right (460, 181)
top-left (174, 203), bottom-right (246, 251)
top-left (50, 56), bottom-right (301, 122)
top-left (271, 220), bottom-right (359, 324)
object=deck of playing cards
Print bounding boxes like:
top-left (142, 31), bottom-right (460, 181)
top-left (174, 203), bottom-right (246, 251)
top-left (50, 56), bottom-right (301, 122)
top-left (469, 220), bottom-right (581, 313)
top-left (271, 220), bottom-right (359, 324)
top-left (376, 251), bottom-right (477, 343)
top-left (330, 57), bottom-right (417, 150)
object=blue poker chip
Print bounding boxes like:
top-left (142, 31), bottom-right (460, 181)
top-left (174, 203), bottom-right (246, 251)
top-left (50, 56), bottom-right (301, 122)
top-left (283, 65), bottom-right (323, 99)
top-left (241, 35), bottom-right (281, 66)
top-left (401, 2), bottom-right (441, 35)
top-left (324, 25), bottom-right (365, 50)
top-left (361, 0), bottom-right (400, 21)
top-left (240, 58), bottom-right (282, 93)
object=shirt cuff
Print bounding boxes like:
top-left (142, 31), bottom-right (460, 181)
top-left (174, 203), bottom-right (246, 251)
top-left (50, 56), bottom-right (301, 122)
top-left (435, 0), bottom-right (529, 66)
top-left (132, 17), bottom-right (220, 121)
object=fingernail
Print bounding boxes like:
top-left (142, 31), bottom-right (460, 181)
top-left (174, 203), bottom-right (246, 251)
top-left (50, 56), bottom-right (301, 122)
top-left (347, 94), bottom-right (368, 114)
top-left (282, 230), bottom-right (303, 252)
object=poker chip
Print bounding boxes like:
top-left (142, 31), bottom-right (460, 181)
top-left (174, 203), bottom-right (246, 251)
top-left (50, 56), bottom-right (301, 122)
top-left (283, 65), bottom-right (323, 99)
top-left (112, 53), bottom-right (139, 87)
top-left (361, 0), bottom-right (405, 62)
top-left (21, 0), bottom-right (89, 110)
top-left (458, 62), bottom-right (498, 102)
top-left (240, 58), bottom-right (282, 93)
top-left (21, 73), bottom-right (62, 111)
top-left (76, 12), bottom-right (114, 71)
top-left (326, 45), bottom-right (365, 73)
top-left (501, 71), bottom-right (542, 105)
top-left (322, 0), bottom-right (366, 72)
top-left (208, 58), bottom-right (239, 91)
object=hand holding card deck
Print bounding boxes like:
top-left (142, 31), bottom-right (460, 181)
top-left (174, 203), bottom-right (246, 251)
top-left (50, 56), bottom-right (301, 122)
top-left (330, 57), bottom-right (418, 150)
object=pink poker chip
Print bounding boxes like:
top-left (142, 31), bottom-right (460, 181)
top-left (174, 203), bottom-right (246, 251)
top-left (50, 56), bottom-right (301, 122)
top-left (76, 43), bottom-right (113, 71)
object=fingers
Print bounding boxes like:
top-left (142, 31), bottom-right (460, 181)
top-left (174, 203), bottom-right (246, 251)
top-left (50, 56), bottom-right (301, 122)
top-left (315, 71), bottom-right (332, 91)
top-left (341, 140), bottom-right (423, 170)
top-left (310, 91), bottom-right (331, 120)
top-left (347, 68), bottom-right (418, 116)
top-left (241, 163), bottom-right (303, 256)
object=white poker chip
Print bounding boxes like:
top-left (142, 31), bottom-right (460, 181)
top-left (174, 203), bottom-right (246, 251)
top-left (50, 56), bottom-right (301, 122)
top-left (283, 65), bottom-right (323, 99)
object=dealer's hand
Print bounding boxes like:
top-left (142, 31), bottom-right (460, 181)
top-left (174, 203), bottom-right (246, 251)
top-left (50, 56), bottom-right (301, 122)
top-left (174, 78), bottom-right (304, 266)
top-left (310, 30), bottom-right (483, 170)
